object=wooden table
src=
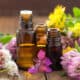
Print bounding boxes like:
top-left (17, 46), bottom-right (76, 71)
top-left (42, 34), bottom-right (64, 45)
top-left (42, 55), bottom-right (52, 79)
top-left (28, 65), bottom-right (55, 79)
top-left (24, 71), bottom-right (70, 80)
top-left (0, 70), bottom-right (70, 80)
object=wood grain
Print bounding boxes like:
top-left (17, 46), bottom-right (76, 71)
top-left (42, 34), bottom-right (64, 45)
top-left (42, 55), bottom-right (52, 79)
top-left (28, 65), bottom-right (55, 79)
top-left (0, 16), bottom-right (47, 34)
top-left (0, 71), bottom-right (70, 80)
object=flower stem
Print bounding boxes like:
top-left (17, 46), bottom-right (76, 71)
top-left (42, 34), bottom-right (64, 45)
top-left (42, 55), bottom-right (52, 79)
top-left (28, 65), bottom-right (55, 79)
top-left (44, 73), bottom-right (47, 80)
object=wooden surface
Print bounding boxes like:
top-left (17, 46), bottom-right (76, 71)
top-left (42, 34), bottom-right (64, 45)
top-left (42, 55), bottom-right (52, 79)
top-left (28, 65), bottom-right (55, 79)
top-left (0, 70), bottom-right (70, 80)
top-left (0, 16), bottom-right (47, 34)
top-left (23, 71), bottom-right (70, 80)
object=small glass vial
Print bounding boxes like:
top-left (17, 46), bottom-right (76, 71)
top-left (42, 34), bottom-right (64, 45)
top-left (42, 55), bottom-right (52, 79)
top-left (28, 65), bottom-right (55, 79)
top-left (34, 24), bottom-right (47, 58)
top-left (16, 10), bottom-right (35, 70)
top-left (47, 28), bottom-right (62, 70)
top-left (35, 24), bottom-right (47, 46)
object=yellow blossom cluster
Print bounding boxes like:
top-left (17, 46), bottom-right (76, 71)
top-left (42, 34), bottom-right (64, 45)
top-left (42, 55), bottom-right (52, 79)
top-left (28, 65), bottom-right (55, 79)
top-left (46, 5), bottom-right (66, 31)
top-left (68, 23), bottom-right (80, 38)
top-left (63, 46), bottom-right (75, 55)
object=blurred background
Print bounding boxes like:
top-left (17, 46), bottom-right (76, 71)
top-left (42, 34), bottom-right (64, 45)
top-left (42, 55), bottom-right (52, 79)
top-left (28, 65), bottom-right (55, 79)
top-left (0, 0), bottom-right (80, 34)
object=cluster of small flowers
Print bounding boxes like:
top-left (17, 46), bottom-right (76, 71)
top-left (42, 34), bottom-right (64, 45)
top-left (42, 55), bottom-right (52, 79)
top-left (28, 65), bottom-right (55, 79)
top-left (0, 48), bottom-right (19, 77)
top-left (0, 37), bottom-right (17, 61)
top-left (28, 49), bottom-right (52, 73)
top-left (61, 49), bottom-right (80, 80)
top-left (5, 37), bottom-right (16, 60)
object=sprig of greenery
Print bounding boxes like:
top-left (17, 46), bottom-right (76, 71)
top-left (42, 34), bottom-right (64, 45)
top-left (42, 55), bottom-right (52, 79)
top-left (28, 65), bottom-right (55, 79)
top-left (73, 7), bottom-right (80, 18)
top-left (75, 41), bottom-right (80, 52)
top-left (0, 34), bottom-right (13, 44)
top-left (65, 7), bottom-right (80, 27)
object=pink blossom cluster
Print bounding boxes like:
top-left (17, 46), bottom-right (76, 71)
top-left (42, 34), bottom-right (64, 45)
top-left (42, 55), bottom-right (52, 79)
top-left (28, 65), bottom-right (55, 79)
top-left (0, 37), bottom-right (16, 61)
top-left (5, 37), bottom-right (16, 60)
top-left (61, 50), bottom-right (80, 80)
top-left (28, 49), bottom-right (52, 73)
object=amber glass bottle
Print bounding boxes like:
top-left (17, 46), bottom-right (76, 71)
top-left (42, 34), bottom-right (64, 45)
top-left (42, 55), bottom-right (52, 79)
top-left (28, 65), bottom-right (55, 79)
top-left (46, 28), bottom-right (62, 70)
top-left (35, 24), bottom-right (47, 45)
top-left (16, 10), bottom-right (35, 70)
top-left (35, 24), bottom-right (47, 58)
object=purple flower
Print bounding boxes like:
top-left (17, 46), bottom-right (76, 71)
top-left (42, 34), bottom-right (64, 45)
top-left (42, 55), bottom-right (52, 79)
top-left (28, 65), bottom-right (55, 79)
top-left (38, 64), bottom-right (52, 73)
top-left (61, 49), bottom-right (80, 79)
top-left (61, 50), bottom-right (80, 61)
top-left (77, 37), bottom-right (80, 46)
top-left (37, 49), bottom-right (46, 60)
top-left (61, 50), bottom-right (80, 70)
top-left (61, 36), bottom-right (75, 49)
top-left (28, 49), bottom-right (52, 73)
top-left (42, 57), bottom-right (52, 66)
top-left (5, 37), bottom-right (16, 60)
top-left (67, 57), bottom-right (80, 78)
top-left (28, 66), bottom-right (38, 74)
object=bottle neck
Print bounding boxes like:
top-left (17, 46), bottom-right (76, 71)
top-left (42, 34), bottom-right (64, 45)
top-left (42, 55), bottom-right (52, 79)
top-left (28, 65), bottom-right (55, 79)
top-left (47, 28), bottom-right (62, 47)
top-left (20, 16), bottom-right (33, 30)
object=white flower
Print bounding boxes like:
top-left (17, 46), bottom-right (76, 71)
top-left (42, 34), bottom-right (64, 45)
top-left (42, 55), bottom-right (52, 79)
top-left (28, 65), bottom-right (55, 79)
top-left (5, 60), bottom-right (19, 76)
top-left (0, 49), bottom-right (12, 68)
top-left (1, 49), bottom-right (12, 62)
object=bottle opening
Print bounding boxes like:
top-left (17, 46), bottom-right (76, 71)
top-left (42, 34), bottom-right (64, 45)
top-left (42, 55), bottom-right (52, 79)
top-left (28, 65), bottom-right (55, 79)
top-left (20, 10), bottom-right (32, 22)
top-left (20, 10), bottom-right (32, 15)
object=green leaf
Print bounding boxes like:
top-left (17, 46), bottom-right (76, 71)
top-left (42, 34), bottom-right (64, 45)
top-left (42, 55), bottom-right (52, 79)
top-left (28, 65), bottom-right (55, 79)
top-left (75, 41), bottom-right (80, 52)
top-left (0, 35), bottom-right (13, 44)
top-left (58, 71), bottom-right (67, 77)
top-left (65, 18), bottom-right (74, 27)
top-left (73, 7), bottom-right (80, 18)
top-left (66, 13), bottom-right (72, 18)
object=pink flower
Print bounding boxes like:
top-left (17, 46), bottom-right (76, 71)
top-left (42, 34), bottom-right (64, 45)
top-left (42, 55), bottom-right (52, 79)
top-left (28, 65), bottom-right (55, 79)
top-left (28, 66), bottom-right (38, 74)
top-left (61, 50), bottom-right (80, 70)
top-left (38, 65), bottom-right (52, 73)
top-left (37, 49), bottom-right (46, 60)
top-left (42, 57), bottom-right (52, 66)
top-left (67, 57), bottom-right (80, 78)
top-left (61, 50), bottom-right (80, 60)
top-left (5, 37), bottom-right (16, 60)
top-left (28, 49), bottom-right (52, 73)
top-left (61, 49), bottom-right (80, 79)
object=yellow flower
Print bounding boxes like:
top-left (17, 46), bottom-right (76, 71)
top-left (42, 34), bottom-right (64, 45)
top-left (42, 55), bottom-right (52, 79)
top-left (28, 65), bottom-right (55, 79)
top-left (68, 23), bottom-right (80, 38)
top-left (63, 46), bottom-right (75, 55)
top-left (46, 5), bottom-right (66, 31)
top-left (23, 71), bottom-right (32, 79)
top-left (54, 5), bottom-right (65, 14)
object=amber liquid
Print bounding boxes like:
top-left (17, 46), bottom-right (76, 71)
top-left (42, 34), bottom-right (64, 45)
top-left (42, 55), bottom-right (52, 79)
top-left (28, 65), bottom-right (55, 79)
top-left (35, 24), bottom-right (47, 45)
top-left (16, 29), bottom-right (35, 70)
top-left (34, 24), bottom-right (47, 60)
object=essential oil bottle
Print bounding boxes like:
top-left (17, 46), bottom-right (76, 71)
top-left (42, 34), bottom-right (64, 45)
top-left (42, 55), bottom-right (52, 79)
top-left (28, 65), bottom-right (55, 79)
top-left (34, 24), bottom-right (47, 59)
top-left (16, 10), bottom-right (35, 70)
top-left (46, 28), bottom-right (62, 70)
